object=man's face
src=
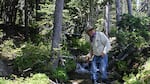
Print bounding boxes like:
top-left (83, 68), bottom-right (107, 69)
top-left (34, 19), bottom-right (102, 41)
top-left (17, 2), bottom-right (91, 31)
top-left (87, 29), bottom-right (95, 37)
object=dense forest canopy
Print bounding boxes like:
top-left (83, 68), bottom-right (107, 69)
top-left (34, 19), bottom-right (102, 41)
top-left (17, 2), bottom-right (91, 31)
top-left (0, 0), bottom-right (150, 84)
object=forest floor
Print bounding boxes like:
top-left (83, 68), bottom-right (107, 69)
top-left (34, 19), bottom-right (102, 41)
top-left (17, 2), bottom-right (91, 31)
top-left (68, 71), bottom-right (117, 84)
top-left (68, 72), bottom-right (93, 84)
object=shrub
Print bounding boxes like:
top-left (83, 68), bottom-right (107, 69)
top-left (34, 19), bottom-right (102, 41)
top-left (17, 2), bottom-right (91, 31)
top-left (0, 39), bottom-right (22, 60)
top-left (110, 14), bottom-right (150, 83)
top-left (123, 58), bottom-right (150, 84)
top-left (0, 73), bottom-right (50, 84)
top-left (0, 78), bottom-right (7, 84)
top-left (117, 14), bottom-right (150, 49)
top-left (65, 59), bottom-right (76, 72)
top-left (23, 73), bottom-right (50, 84)
top-left (13, 42), bottom-right (52, 75)
top-left (51, 67), bottom-right (68, 82)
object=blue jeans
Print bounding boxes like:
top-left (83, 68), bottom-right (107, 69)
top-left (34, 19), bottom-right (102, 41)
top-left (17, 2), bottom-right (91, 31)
top-left (90, 54), bottom-right (108, 81)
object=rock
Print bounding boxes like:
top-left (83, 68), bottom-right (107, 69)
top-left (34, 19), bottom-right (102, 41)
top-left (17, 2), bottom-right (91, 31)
top-left (0, 60), bottom-right (8, 76)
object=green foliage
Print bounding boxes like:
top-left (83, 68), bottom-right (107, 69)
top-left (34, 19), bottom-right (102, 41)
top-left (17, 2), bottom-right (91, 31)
top-left (123, 73), bottom-right (141, 84)
top-left (23, 73), bottom-right (50, 84)
top-left (65, 59), bottom-right (76, 72)
top-left (111, 15), bottom-right (150, 61)
top-left (78, 38), bottom-right (90, 54)
top-left (60, 48), bottom-right (71, 56)
top-left (116, 61), bottom-right (127, 72)
top-left (36, 0), bottom-right (55, 28)
top-left (66, 0), bottom-right (89, 34)
top-left (110, 14), bottom-right (150, 83)
top-left (123, 58), bottom-right (150, 84)
top-left (70, 37), bottom-right (90, 54)
top-left (51, 67), bottom-right (68, 82)
top-left (0, 73), bottom-right (50, 84)
top-left (0, 39), bottom-right (22, 59)
top-left (119, 14), bottom-right (150, 30)
top-left (32, 28), bottom-right (52, 45)
top-left (117, 14), bottom-right (150, 49)
top-left (0, 78), bottom-right (6, 84)
top-left (13, 42), bottom-right (51, 74)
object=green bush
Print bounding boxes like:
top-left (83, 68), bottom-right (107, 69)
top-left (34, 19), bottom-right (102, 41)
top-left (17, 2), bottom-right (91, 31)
top-left (65, 59), bottom-right (76, 72)
top-left (116, 61), bottom-right (128, 72)
top-left (113, 14), bottom-right (150, 60)
top-left (9, 36), bottom-right (74, 82)
top-left (0, 39), bottom-right (22, 60)
top-left (51, 67), bottom-right (68, 82)
top-left (0, 73), bottom-right (50, 84)
top-left (123, 58), bottom-right (150, 84)
top-left (23, 73), bottom-right (50, 84)
top-left (68, 37), bottom-right (90, 54)
top-left (0, 78), bottom-right (6, 84)
top-left (110, 14), bottom-right (150, 83)
top-left (13, 42), bottom-right (52, 74)
top-left (117, 14), bottom-right (150, 49)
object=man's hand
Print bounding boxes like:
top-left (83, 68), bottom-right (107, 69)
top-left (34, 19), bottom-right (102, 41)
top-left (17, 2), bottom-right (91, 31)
top-left (100, 52), bottom-right (105, 57)
top-left (86, 53), bottom-right (93, 62)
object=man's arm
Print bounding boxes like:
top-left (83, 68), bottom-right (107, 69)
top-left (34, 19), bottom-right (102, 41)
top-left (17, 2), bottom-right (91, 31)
top-left (87, 45), bottom-right (93, 61)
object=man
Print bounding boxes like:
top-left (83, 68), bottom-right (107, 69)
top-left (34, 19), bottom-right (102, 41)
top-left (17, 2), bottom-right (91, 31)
top-left (86, 25), bottom-right (111, 84)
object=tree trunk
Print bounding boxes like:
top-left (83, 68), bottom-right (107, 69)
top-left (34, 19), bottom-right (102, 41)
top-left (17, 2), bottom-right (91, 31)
top-left (127, 0), bottom-right (132, 15)
top-left (136, 0), bottom-right (141, 11)
top-left (24, 0), bottom-right (29, 39)
top-left (25, 0), bottom-right (28, 27)
top-left (3, 0), bottom-right (10, 24)
top-left (35, 0), bottom-right (40, 21)
top-left (51, 0), bottom-right (64, 69)
top-left (104, 2), bottom-right (110, 37)
top-left (89, 0), bottom-right (94, 26)
top-left (122, 0), bottom-right (127, 14)
top-left (115, 0), bottom-right (121, 25)
top-left (11, 0), bottom-right (18, 25)
top-left (0, 0), bottom-right (2, 18)
top-left (148, 0), bottom-right (150, 16)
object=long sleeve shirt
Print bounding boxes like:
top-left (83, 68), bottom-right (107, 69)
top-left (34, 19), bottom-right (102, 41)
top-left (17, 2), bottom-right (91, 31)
top-left (90, 31), bottom-right (111, 56)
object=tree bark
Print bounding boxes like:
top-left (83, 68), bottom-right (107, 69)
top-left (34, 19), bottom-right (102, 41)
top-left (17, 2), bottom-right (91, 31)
top-left (115, 0), bottom-right (121, 25)
top-left (127, 0), bottom-right (132, 15)
top-left (24, 0), bottom-right (29, 39)
top-left (25, 0), bottom-right (28, 27)
top-left (0, 0), bottom-right (2, 18)
top-left (89, 0), bottom-right (94, 26)
top-left (3, 0), bottom-right (10, 24)
top-left (35, 0), bottom-right (40, 21)
top-left (104, 2), bottom-right (110, 37)
top-left (51, 0), bottom-right (64, 69)
top-left (148, 0), bottom-right (150, 16)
